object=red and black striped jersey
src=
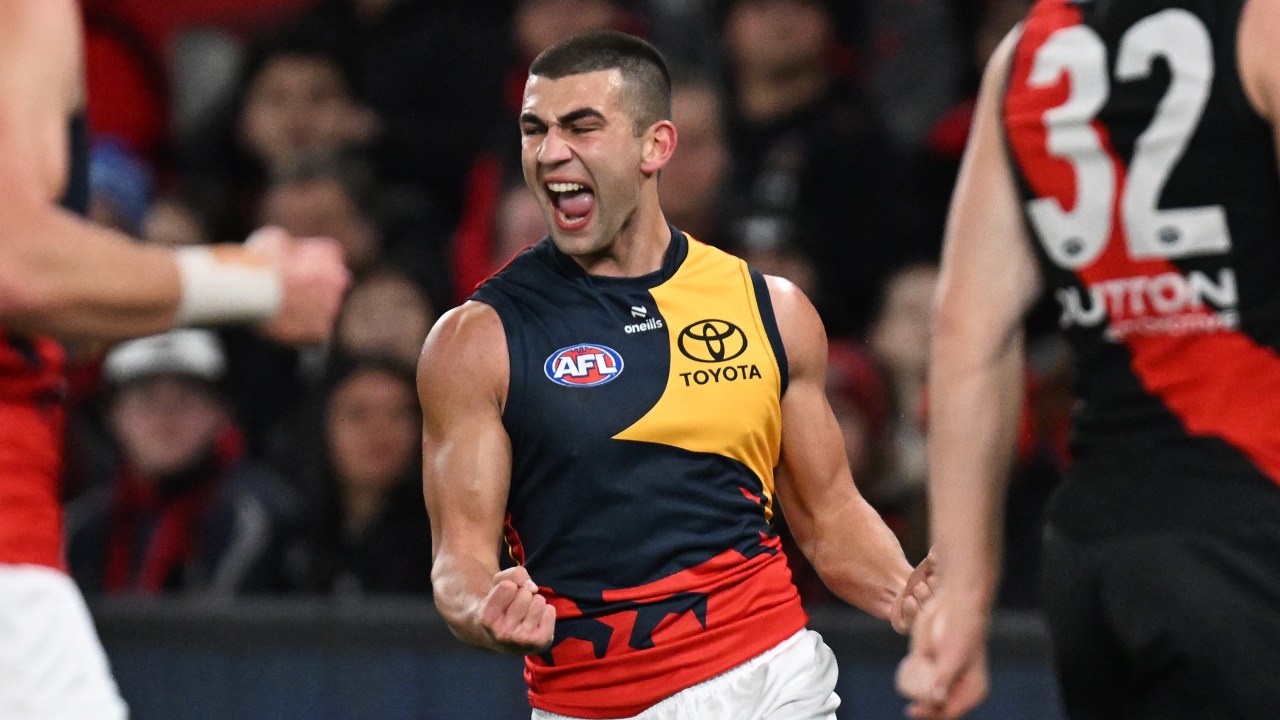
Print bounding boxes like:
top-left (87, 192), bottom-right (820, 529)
top-left (1005, 0), bottom-right (1280, 534)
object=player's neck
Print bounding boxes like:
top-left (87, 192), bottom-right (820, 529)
top-left (573, 203), bottom-right (672, 279)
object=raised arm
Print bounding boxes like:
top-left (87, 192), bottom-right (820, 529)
top-left (418, 301), bottom-right (555, 654)
top-left (896, 27), bottom-right (1042, 720)
top-left (0, 0), bottom-right (346, 344)
top-left (769, 275), bottom-right (918, 625)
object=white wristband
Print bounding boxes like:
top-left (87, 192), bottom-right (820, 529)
top-left (173, 245), bottom-right (283, 326)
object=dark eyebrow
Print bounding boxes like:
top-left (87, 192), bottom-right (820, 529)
top-left (519, 108), bottom-right (607, 128)
top-left (556, 108), bottom-right (606, 126)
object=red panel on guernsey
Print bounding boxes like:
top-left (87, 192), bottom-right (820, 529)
top-left (513, 532), bottom-right (807, 718)
top-left (1006, 0), bottom-right (1280, 486)
top-left (0, 331), bottom-right (67, 569)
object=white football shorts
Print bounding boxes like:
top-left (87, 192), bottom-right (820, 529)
top-left (0, 564), bottom-right (128, 720)
top-left (532, 628), bottom-right (840, 720)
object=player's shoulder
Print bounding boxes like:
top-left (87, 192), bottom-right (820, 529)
top-left (761, 274), bottom-right (826, 381)
top-left (417, 299), bottom-right (509, 409)
top-left (420, 301), bottom-right (505, 366)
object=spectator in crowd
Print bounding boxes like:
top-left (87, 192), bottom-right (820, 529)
top-left (65, 330), bottom-right (298, 597)
top-left (180, 34), bottom-right (374, 243)
top-left (260, 155), bottom-right (383, 277)
top-left (263, 152), bottom-right (453, 313)
top-left (660, 70), bottom-right (731, 248)
top-left (286, 0), bottom-right (512, 226)
top-left (718, 0), bottom-right (914, 336)
top-left (856, 0), bottom-right (966, 153)
top-left (287, 356), bottom-right (431, 596)
top-left (735, 217), bottom-right (820, 300)
top-left (335, 267), bottom-right (438, 370)
top-left (867, 262), bottom-right (939, 507)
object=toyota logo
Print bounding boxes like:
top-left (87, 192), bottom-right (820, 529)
top-left (677, 319), bottom-right (748, 363)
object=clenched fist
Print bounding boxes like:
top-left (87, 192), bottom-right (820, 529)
top-left (480, 566), bottom-right (557, 655)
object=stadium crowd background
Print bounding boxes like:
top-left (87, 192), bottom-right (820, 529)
top-left (66, 0), bottom-right (1067, 613)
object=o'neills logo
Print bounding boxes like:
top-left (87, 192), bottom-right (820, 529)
top-left (624, 317), bottom-right (664, 334)
top-left (1057, 268), bottom-right (1239, 341)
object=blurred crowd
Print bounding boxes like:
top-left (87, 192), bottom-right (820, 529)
top-left (65, 0), bottom-right (1071, 611)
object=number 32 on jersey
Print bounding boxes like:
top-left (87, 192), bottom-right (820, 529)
top-left (1025, 9), bottom-right (1231, 270)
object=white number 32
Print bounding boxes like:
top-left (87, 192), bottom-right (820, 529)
top-left (1026, 9), bottom-right (1230, 270)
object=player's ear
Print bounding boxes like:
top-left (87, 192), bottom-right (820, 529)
top-left (640, 120), bottom-right (676, 175)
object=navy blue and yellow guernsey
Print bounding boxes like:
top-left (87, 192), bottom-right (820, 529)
top-left (470, 226), bottom-right (808, 718)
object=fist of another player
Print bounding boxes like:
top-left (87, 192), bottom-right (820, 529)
top-left (480, 566), bottom-right (557, 655)
top-left (246, 227), bottom-right (350, 345)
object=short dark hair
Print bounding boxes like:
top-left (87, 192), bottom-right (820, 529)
top-left (528, 30), bottom-right (672, 135)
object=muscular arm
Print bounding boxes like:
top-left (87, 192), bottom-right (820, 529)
top-left (769, 276), bottom-right (913, 622)
top-left (419, 301), bottom-right (554, 653)
top-left (0, 0), bottom-right (182, 340)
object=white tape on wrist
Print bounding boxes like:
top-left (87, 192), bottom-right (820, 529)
top-left (173, 245), bottom-right (283, 326)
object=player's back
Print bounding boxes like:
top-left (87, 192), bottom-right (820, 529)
top-left (1003, 0), bottom-right (1280, 535)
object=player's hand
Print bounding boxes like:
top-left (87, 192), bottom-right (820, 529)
top-left (479, 566), bottom-right (556, 655)
top-left (891, 549), bottom-right (937, 634)
top-left (895, 588), bottom-right (990, 720)
top-left (246, 227), bottom-right (350, 345)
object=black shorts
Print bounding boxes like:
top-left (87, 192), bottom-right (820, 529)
top-left (1039, 516), bottom-right (1280, 720)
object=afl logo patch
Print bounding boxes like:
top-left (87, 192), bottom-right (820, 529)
top-left (544, 344), bottom-right (624, 387)
top-left (677, 319), bottom-right (748, 363)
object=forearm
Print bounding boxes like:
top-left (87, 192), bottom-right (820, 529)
top-left (431, 554), bottom-right (505, 651)
top-left (0, 205), bottom-right (180, 340)
top-left (803, 492), bottom-right (913, 620)
top-left (927, 329), bottom-right (1024, 607)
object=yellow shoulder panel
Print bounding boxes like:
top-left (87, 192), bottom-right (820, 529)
top-left (614, 237), bottom-right (783, 501)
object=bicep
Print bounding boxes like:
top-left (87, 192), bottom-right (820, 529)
top-left (769, 279), bottom-right (863, 532)
top-left (418, 303), bottom-right (512, 571)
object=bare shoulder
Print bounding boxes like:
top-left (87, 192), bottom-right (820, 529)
top-left (764, 275), bottom-right (827, 384)
top-left (1240, 0), bottom-right (1280, 121)
top-left (417, 300), bottom-right (509, 413)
